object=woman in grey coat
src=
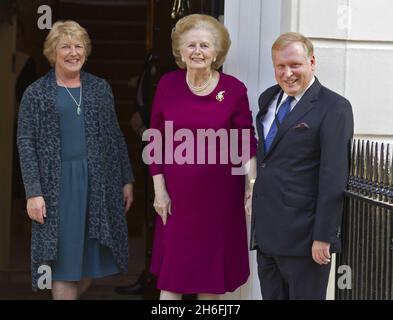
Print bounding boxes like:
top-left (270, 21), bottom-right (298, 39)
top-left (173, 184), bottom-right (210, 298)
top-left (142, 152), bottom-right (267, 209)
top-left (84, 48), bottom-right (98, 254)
top-left (17, 20), bottom-right (134, 299)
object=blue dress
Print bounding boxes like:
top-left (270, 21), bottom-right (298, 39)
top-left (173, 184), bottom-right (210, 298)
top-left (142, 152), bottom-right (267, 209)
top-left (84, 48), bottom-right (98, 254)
top-left (52, 86), bottom-right (120, 281)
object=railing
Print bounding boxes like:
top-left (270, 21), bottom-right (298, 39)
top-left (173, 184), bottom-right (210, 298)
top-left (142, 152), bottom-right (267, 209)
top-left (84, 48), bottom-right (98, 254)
top-left (336, 139), bottom-right (393, 300)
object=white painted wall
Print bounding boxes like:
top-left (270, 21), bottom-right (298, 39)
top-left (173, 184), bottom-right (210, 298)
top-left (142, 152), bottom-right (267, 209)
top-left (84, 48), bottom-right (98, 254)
top-left (294, 0), bottom-right (393, 142)
top-left (222, 0), bottom-right (393, 300)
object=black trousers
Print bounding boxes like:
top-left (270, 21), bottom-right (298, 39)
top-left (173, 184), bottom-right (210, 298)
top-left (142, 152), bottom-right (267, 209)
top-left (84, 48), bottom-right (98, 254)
top-left (256, 249), bottom-right (331, 300)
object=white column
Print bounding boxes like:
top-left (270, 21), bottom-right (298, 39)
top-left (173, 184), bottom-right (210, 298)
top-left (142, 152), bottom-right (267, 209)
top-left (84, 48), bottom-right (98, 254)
top-left (221, 0), bottom-right (282, 300)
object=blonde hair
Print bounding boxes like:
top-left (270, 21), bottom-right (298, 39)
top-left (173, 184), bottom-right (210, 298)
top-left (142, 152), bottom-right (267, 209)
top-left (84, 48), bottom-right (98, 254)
top-left (272, 32), bottom-right (314, 58)
top-left (43, 20), bottom-right (92, 66)
top-left (171, 14), bottom-right (231, 70)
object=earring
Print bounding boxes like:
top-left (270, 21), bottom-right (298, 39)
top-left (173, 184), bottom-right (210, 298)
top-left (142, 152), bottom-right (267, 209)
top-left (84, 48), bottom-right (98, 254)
top-left (213, 57), bottom-right (217, 62)
top-left (181, 57), bottom-right (185, 62)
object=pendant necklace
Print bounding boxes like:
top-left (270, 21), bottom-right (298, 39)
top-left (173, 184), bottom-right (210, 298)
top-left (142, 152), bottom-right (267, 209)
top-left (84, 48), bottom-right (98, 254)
top-left (58, 77), bottom-right (82, 115)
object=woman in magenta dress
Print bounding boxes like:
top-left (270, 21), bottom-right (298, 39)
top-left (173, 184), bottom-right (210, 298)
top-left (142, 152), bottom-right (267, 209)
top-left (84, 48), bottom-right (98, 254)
top-left (148, 14), bottom-right (257, 300)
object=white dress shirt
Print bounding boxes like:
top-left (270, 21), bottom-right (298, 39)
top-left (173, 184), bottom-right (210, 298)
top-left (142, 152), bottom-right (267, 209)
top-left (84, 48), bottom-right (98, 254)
top-left (262, 77), bottom-right (315, 139)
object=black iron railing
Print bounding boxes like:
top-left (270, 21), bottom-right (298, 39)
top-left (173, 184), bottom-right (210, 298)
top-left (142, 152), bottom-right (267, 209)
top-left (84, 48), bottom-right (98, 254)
top-left (336, 139), bottom-right (393, 300)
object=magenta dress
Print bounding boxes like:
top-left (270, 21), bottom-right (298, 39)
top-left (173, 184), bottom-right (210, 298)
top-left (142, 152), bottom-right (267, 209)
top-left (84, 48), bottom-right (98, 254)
top-left (149, 70), bottom-right (257, 294)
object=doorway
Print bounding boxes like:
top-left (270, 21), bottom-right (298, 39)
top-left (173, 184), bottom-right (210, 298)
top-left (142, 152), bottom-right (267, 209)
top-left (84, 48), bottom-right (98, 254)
top-left (5, 0), bottom-right (224, 299)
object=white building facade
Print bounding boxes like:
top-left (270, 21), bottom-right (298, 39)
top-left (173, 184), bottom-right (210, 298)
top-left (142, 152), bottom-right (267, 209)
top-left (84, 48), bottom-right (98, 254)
top-left (221, 0), bottom-right (393, 299)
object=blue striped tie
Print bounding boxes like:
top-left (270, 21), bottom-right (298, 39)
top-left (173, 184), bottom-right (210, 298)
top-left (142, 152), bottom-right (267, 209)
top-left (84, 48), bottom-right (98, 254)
top-left (264, 95), bottom-right (294, 153)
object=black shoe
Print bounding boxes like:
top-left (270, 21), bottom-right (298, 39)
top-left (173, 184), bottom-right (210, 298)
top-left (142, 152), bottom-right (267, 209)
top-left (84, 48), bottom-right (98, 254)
top-left (114, 274), bottom-right (146, 295)
top-left (115, 281), bottom-right (145, 295)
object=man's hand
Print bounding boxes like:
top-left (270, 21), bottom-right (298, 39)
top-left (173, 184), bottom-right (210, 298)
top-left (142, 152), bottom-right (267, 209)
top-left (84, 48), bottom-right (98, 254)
top-left (27, 196), bottom-right (46, 224)
top-left (312, 240), bottom-right (331, 265)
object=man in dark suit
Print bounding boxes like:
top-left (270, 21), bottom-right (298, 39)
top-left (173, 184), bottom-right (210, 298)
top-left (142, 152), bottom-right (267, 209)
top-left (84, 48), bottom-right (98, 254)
top-left (251, 32), bottom-right (354, 300)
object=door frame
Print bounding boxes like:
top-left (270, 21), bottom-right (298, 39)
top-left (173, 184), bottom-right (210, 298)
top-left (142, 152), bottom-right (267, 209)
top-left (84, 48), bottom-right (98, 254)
top-left (0, 16), bottom-right (17, 270)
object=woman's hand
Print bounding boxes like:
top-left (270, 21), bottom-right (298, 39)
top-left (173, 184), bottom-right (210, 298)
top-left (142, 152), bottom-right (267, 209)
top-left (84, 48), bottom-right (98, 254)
top-left (123, 183), bottom-right (133, 213)
top-left (27, 196), bottom-right (46, 224)
top-left (153, 190), bottom-right (171, 226)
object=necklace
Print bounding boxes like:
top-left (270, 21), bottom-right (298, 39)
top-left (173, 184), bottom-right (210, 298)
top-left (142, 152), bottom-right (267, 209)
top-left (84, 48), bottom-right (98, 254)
top-left (186, 72), bottom-right (213, 93)
top-left (57, 77), bottom-right (82, 115)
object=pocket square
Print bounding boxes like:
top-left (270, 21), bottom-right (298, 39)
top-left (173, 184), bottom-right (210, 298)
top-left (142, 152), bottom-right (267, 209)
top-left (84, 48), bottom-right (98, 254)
top-left (293, 122), bottom-right (310, 129)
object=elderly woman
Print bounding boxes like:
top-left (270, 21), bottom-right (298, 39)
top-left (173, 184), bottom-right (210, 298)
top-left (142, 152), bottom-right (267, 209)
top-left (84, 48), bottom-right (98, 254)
top-left (17, 20), bottom-right (134, 299)
top-left (149, 14), bottom-right (257, 300)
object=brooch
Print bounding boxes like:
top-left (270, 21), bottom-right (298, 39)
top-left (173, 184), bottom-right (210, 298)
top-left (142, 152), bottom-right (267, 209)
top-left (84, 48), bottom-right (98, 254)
top-left (216, 91), bottom-right (226, 102)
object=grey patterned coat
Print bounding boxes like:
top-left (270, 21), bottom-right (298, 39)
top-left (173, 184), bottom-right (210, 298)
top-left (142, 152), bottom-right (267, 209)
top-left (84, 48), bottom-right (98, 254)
top-left (17, 69), bottom-right (134, 289)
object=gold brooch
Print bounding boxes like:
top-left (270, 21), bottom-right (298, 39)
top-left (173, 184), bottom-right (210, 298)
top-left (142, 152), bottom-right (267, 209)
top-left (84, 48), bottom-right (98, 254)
top-left (216, 91), bottom-right (226, 102)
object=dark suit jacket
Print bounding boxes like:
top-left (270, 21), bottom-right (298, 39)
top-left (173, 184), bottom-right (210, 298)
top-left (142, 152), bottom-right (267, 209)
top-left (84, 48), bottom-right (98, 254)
top-left (251, 78), bottom-right (354, 256)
